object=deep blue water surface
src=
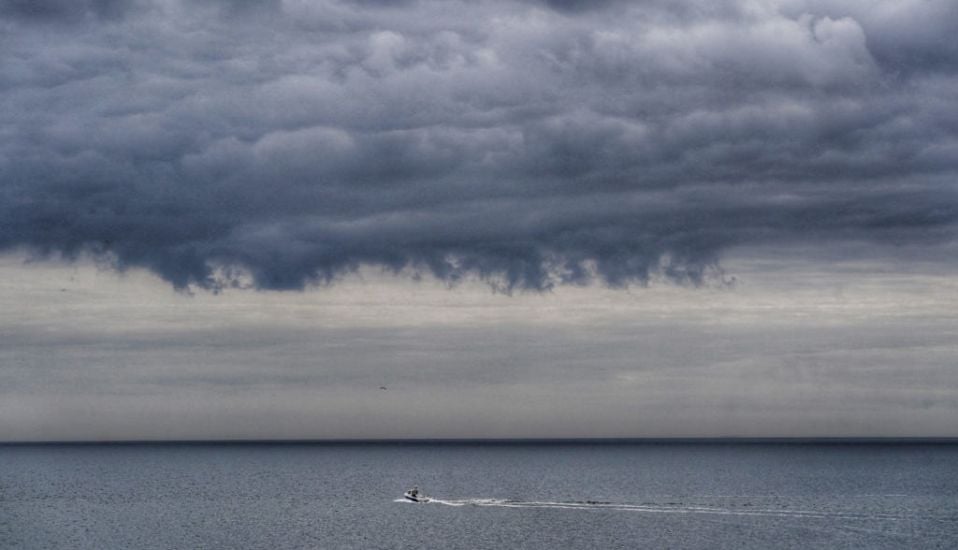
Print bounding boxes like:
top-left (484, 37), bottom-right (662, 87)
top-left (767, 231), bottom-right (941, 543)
top-left (2, 442), bottom-right (957, 549)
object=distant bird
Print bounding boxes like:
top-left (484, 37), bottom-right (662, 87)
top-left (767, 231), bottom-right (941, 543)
top-left (379, 386), bottom-right (388, 390)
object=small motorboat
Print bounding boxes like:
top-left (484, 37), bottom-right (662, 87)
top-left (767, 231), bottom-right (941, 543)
top-left (404, 487), bottom-right (429, 503)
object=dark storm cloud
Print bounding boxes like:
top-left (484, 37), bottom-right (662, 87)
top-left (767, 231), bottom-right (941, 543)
top-left (1, 0), bottom-right (956, 290)
top-left (0, 0), bottom-right (135, 21)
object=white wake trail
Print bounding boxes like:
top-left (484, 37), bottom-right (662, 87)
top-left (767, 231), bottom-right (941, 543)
top-left (397, 496), bottom-right (940, 522)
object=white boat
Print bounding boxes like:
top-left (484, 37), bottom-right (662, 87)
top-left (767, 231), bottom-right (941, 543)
top-left (404, 488), bottom-right (429, 503)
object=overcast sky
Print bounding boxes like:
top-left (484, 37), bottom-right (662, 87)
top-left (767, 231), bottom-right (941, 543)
top-left (1, 0), bottom-right (957, 440)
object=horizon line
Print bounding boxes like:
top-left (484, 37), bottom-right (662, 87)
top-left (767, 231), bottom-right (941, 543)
top-left (3, 437), bottom-right (958, 446)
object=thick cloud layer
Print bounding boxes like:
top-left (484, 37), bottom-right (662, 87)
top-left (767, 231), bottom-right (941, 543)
top-left (1, 0), bottom-right (956, 290)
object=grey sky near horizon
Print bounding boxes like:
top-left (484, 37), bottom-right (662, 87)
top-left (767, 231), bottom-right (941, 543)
top-left (1, 0), bottom-right (957, 439)
top-left (3, 248), bottom-right (957, 440)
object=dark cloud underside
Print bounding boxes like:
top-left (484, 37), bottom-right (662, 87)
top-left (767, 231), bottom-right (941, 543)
top-left (1, 0), bottom-right (956, 290)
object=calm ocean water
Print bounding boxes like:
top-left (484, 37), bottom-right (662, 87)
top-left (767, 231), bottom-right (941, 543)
top-left (1, 442), bottom-right (956, 549)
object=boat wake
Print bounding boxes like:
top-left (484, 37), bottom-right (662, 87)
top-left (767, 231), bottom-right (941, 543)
top-left (395, 497), bottom-right (947, 522)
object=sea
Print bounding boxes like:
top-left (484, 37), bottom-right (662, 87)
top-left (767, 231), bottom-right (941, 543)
top-left (1, 441), bottom-right (956, 549)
